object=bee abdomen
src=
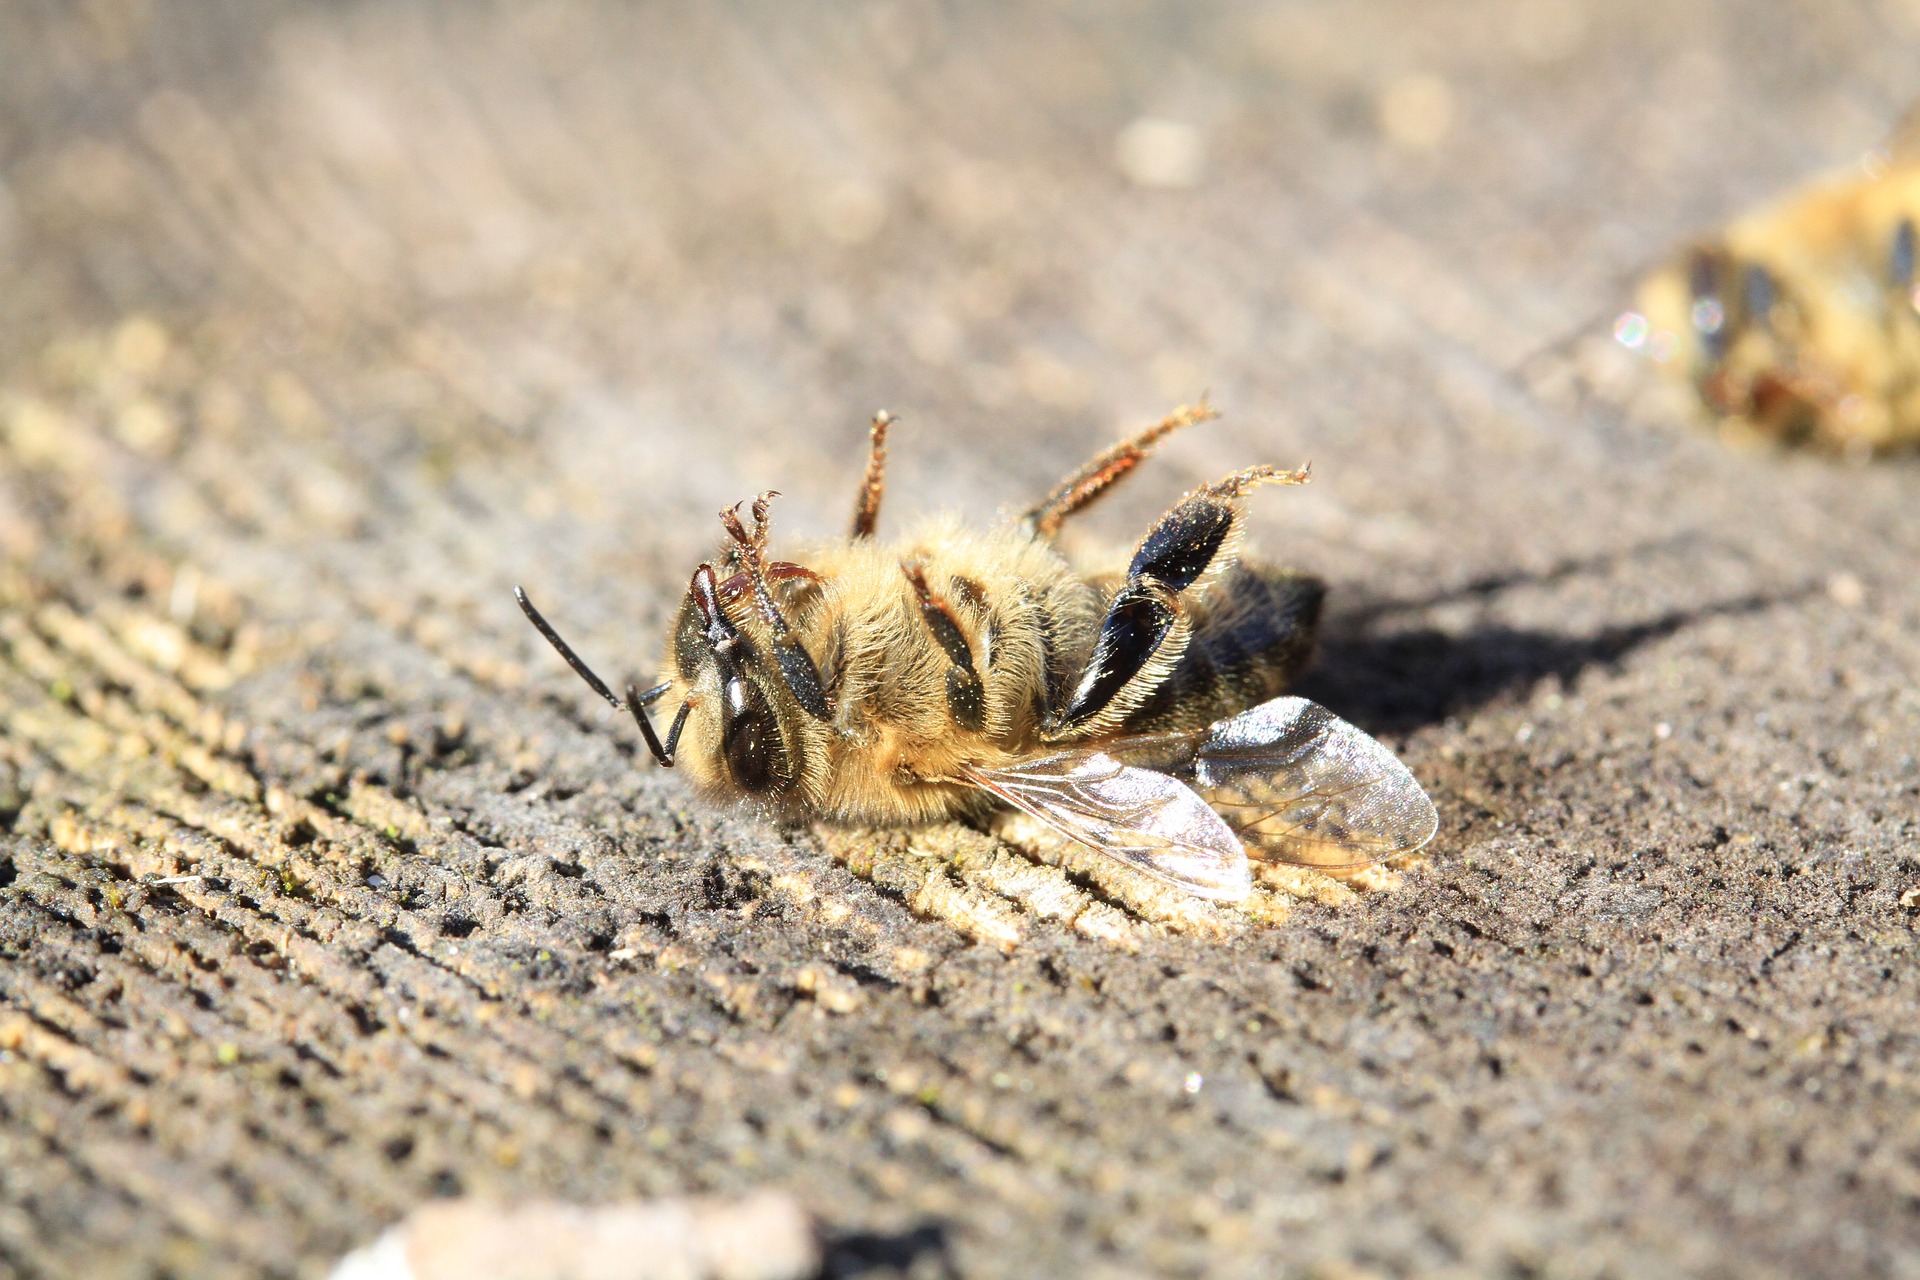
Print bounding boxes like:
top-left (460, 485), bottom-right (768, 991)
top-left (1122, 565), bottom-right (1324, 732)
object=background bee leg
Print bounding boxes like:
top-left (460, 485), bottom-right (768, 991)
top-left (1050, 464), bottom-right (1309, 734)
top-left (847, 409), bottom-right (895, 540)
top-left (1022, 400), bottom-right (1218, 538)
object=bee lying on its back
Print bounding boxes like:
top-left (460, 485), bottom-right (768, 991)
top-left (517, 404), bottom-right (1437, 903)
top-left (1629, 136), bottom-right (1920, 452)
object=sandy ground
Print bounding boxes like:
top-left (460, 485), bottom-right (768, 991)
top-left (0, 3), bottom-right (1916, 1277)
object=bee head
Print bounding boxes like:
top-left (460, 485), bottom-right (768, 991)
top-left (668, 562), bottom-right (811, 800)
top-left (1636, 243), bottom-right (1831, 434)
top-left (517, 498), bottom-right (832, 805)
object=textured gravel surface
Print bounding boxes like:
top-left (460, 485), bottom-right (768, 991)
top-left (1, 3), bottom-right (1917, 1278)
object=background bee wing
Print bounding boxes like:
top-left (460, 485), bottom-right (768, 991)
top-left (1154, 696), bottom-right (1439, 872)
top-left (963, 752), bottom-right (1253, 901)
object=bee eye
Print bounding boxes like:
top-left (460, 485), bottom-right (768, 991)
top-left (1893, 218), bottom-right (1917, 291)
top-left (721, 672), bottom-right (791, 794)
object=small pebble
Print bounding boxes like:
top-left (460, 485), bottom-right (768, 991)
top-left (328, 1190), bottom-right (819, 1280)
top-left (1115, 117), bottom-right (1204, 189)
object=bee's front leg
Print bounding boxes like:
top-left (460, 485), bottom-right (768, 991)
top-left (1048, 463), bottom-right (1308, 737)
top-left (719, 494), bottom-right (836, 721)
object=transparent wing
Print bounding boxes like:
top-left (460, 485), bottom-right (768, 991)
top-left (964, 751), bottom-right (1252, 902)
top-left (1112, 697), bottom-right (1438, 872)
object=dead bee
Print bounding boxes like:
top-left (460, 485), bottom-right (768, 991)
top-left (1626, 132), bottom-right (1920, 452)
top-left (516, 404), bottom-right (1437, 903)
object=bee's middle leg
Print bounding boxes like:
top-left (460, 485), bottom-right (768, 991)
top-left (903, 562), bottom-right (987, 732)
top-left (1050, 464), bottom-right (1308, 735)
top-left (848, 410), bottom-right (895, 540)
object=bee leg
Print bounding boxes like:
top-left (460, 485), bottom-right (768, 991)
top-left (719, 493), bottom-right (836, 721)
top-left (1023, 400), bottom-right (1218, 539)
top-left (1049, 463), bottom-right (1309, 734)
top-left (902, 562), bottom-right (987, 732)
top-left (848, 410), bottom-right (895, 540)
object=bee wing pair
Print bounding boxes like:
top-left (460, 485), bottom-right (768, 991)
top-left (965, 697), bottom-right (1438, 902)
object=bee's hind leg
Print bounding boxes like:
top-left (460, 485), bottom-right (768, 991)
top-left (1047, 463), bottom-right (1309, 736)
top-left (1023, 400), bottom-right (1218, 539)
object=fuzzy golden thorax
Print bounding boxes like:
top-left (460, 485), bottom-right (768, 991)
top-left (661, 515), bottom-right (1103, 827)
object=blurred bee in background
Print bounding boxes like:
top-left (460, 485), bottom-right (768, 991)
top-left (516, 403), bottom-right (1437, 904)
top-left (1625, 123), bottom-right (1920, 453)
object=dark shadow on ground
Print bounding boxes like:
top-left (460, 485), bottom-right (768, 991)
top-left (1298, 587), bottom-right (1809, 736)
top-left (821, 1221), bottom-right (959, 1279)
top-left (1331, 534), bottom-right (1717, 630)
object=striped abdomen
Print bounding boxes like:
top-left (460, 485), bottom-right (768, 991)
top-left (1118, 563), bottom-right (1324, 735)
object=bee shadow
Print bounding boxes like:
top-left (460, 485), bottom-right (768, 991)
top-left (821, 1221), bottom-right (959, 1279)
top-left (1294, 547), bottom-right (1814, 737)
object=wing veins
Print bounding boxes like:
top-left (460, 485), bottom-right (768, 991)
top-left (962, 752), bottom-right (1252, 901)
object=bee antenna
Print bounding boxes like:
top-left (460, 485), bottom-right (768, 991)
top-left (515, 586), bottom-right (683, 767)
top-left (515, 586), bottom-right (623, 710)
top-left (624, 683), bottom-right (689, 768)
